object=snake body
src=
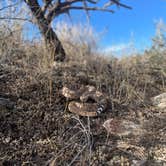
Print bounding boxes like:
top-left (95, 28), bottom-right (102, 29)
top-left (62, 85), bottom-right (108, 117)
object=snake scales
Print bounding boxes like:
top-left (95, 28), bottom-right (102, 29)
top-left (62, 85), bottom-right (108, 117)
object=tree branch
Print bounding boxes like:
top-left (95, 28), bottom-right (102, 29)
top-left (64, 6), bottom-right (115, 13)
top-left (46, 0), bottom-right (82, 24)
top-left (42, 0), bottom-right (53, 14)
top-left (46, 0), bottom-right (131, 24)
top-left (46, 5), bottom-right (115, 21)
top-left (111, 0), bottom-right (132, 9)
top-left (0, 17), bottom-right (32, 22)
top-left (0, 3), bottom-right (19, 12)
top-left (86, 0), bottom-right (99, 4)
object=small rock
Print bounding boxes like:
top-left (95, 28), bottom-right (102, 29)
top-left (157, 101), bottom-right (166, 109)
top-left (153, 93), bottom-right (166, 104)
top-left (152, 93), bottom-right (166, 110)
top-left (103, 119), bottom-right (145, 137)
top-left (4, 137), bottom-right (11, 143)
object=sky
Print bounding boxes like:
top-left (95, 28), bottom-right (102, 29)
top-left (25, 0), bottom-right (166, 56)
top-left (68, 0), bottom-right (166, 55)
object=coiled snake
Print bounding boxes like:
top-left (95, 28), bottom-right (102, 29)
top-left (62, 85), bottom-right (108, 117)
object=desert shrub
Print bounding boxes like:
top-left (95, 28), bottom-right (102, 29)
top-left (148, 20), bottom-right (166, 68)
top-left (143, 20), bottom-right (166, 90)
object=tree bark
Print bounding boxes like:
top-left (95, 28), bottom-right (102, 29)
top-left (24, 0), bottom-right (65, 62)
top-left (39, 21), bottom-right (66, 62)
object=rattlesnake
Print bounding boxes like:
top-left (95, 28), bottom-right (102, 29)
top-left (62, 85), bottom-right (108, 117)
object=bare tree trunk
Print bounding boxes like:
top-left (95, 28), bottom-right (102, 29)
top-left (38, 19), bottom-right (66, 62)
top-left (24, 0), bottom-right (65, 62)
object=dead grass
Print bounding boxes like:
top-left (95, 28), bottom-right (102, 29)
top-left (0, 22), bottom-right (166, 165)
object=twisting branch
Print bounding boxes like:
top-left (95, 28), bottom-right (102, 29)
top-left (110, 0), bottom-right (132, 9)
top-left (45, 0), bottom-right (131, 24)
top-left (25, 0), bottom-right (131, 25)
top-left (46, 0), bottom-right (82, 24)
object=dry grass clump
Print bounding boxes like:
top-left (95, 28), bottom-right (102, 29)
top-left (55, 21), bottom-right (98, 62)
top-left (75, 52), bottom-right (166, 110)
top-left (0, 22), bottom-right (166, 165)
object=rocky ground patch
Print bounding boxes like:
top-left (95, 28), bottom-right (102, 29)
top-left (0, 62), bottom-right (166, 165)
